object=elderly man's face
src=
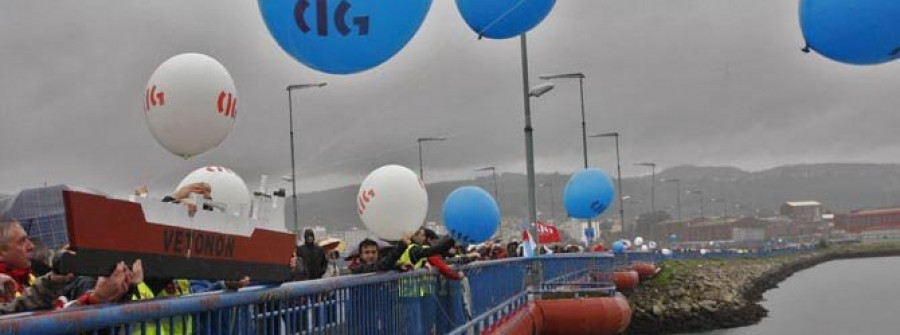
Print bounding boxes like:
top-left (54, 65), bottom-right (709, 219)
top-left (1, 224), bottom-right (34, 269)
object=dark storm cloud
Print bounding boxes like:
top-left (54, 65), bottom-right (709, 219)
top-left (3, 0), bottom-right (900, 197)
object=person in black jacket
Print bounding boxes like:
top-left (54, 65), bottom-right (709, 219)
top-left (391, 228), bottom-right (455, 271)
top-left (295, 229), bottom-right (327, 280)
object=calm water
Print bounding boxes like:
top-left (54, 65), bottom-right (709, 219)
top-left (700, 256), bottom-right (900, 335)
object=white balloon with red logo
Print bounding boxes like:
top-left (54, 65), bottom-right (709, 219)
top-left (144, 53), bottom-right (237, 158)
top-left (176, 166), bottom-right (251, 217)
top-left (357, 165), bottom-right (428, 240)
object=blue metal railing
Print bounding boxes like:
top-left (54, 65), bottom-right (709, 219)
top-left (0, 248), bottom-right (817, 334)
top-left (0, 255), bottom-right (614, 335)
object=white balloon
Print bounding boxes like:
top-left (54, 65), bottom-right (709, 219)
top-left (648, 241), bottom-right (658, 249)
top-left (640, 245), bottom-right (649, 252)
top-left (145, 53), bottom-right (237, 158)
top-left (634, 236), bottom-right (644, 246)
top-left (357, 165), bottom-right (428, 240)
top-left (661, 248), bottom-right (673, 256)
top-left (700, 248), bottom-right (709, 255)
top-left (622, 239), bottom-right (633, 249)
top-left (177, 166), bottom-right (251, 217)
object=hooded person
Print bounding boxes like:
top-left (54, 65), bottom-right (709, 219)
top-left (295, 229), bottom-right (327, 280)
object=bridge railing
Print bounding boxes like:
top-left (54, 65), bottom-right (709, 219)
top-left (0, 254), bottom-right (615, 335)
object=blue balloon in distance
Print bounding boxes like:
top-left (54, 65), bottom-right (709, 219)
top-left (563, 168), bottom-right (615, 219)
top-left (800, 0), bottom-right (900, 65)
top-left (442, 186), bottom-right (501, 244)
top-left (455, 0), bottom-right (556, 39)
top-left (258, 0), bottom-right (433, 74)
top-left (612, 241), bottom-right (625, 254)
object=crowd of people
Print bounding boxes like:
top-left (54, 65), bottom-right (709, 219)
top-left (0, 182), bottom-right (594, 322)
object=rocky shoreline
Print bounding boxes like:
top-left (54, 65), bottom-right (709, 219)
top-left (624, 243), bottom-right (900, 334)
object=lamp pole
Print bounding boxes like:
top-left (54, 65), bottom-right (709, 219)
top-left (416, 137), bottom-right (446, 183)
top-left (475, 166), bottom-right (501, 203)
top-left (592, 132), bottom-right (625, 235)
top-left (520, 33), bottom-right (555, 238)
top-left (711, 198), bottom-right (728, 218)
top-left (663, 178), bottom-right (682, 221)
top-left (538, 73), bottom-right (588, 168)
top-left (635, 162), bottom-right (656, 212)
top-left (286, 82), bottom-right (326, 233)
top-left (689, 190), bottom-right (705, 219)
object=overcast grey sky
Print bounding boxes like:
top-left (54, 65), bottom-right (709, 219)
top-left (3, 0), bottom-right (900, 197)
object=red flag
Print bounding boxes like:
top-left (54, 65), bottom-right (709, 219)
top-left (536, 222), bottom-right (561, 244)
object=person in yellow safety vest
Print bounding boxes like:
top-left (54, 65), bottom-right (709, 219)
top-left (395, 228), bottom-right (456, 271)
top-left (130, 279), bottom-right (193, 335)
top-left (394, 228), bottom-right (456, 296)
top-left (131, 276), bottom-right (252, 335)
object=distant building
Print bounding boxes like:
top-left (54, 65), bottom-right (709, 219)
top-left (1, 185), bottom-right (77, 248)
top-left (780, 201), bottom-right (822, 224)
top-left (835, 208), bottom-right (900, 234)
top-left (780, 201), bottom-right (827, 237)
top-left (859, 222), bottom-right (900, 241)
top-left (651, 217), bottom-right (767, 244)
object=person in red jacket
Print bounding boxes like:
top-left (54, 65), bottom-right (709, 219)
top-left (420, 229), bottom-right (464, 280)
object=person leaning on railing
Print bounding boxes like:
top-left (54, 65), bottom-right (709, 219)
top-left (0, 219), bottom-right (136, 315)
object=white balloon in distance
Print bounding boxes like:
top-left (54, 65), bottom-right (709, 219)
top-left (357, 165), bottom-right (428, 240)
top-left (634, 236), bottom-right (644, 246)
top-left (177, 166), bottom-right (251, 217)
top-left (145, 53), bottom-right (237, 158)
top-left (640, 245), bottom-right (649, 252)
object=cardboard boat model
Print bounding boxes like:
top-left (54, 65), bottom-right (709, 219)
top-left (57, 188), bottom-right (296, 282)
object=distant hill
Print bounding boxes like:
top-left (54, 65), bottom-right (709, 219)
top-left (289, 163), bottom-right (900, 232)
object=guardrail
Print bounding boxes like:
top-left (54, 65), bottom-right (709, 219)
top-left (0, 254), bottom-right (614, 335)
top-left (0, 248), bottom-right (816, 334)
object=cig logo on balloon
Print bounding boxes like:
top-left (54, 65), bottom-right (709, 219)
top-left (357, 189), bottom-right (375, 215)
top-left (217, 91), bottom-right (237, 119)
top-left (258, 0), bottom-right (433, 74)
top-left (144, 85), bottom-right (165, 113)
top-left (295, 0), bottom-right (369, 36)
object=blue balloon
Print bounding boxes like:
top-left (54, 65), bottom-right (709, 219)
top-left (612, 241), bottom-right (625, 254)
top-left (455, 0), bottom-right (556, 39)
top-left (442, 186), bottom-right (500, 244)
top-left (800, 0), bottom-right (900, 65)
top-left (258, 0), bottom-right (433, 74)
top-left (563, 168), bottom-right (615, 219)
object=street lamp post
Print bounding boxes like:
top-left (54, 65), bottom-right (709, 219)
top-left (662, 178), bottom-right (682, 221)
top-left (520, 32), bottom-right (555, 237)
top-left (475, 166), bottom-right (501, 204)
top-left (286, 82), bottom-right (326, 233)
top-left (538, 72), bottom-right (588, 168)
top-left (592, 132), bottom-right (625, 235)
top-left (711, 198), bottom-right (728, 218)
top-left (416, 137), bottom-right (446, 182)
top-left (635, 162), bottom-right (656, 212)
top-left (688, 190), bottom-right (704, 219)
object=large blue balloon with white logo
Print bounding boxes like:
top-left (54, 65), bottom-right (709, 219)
top-left (442, 186), bottom-right (500, 244)
top-left (563, 168), bottom-right (615, 219)
top-left (455, 0), bottom-right (556, 39)
top-left (258, 0), bottom-right (433, 74)
top-left (800, 0), bottom-right (900, 65)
